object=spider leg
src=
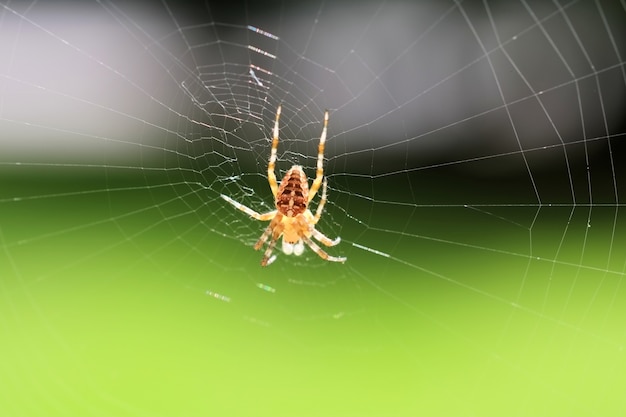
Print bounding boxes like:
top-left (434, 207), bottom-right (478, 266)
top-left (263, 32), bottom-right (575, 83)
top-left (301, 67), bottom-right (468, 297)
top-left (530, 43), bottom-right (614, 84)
top-left (254, 214), bottom-right (281, 250)
top-left (312, 177), bottom-right (328, 224)
top-left (308, 109), bottom-right (328, 202)
top-left (260, 236), bottom-right (279, 267)
top-left (309, 179), bottom-right (341, 246)
top-left (311, 228), bottom-right (341, 247)
top-left (254, 224), bottom-right (273, 251)
top-left (302, 235), bottom-right (346, 263)
top-left (256, 215), bottom-right (284, 266)
top-left (267, 105), bottom-right (281, 198)
top-left (221, 194), bottom-right (276, 221)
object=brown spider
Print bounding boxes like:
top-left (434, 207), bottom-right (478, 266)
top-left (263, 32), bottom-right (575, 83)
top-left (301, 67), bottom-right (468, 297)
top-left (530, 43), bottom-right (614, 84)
top-left (221, 105), bottom-right (346, 266)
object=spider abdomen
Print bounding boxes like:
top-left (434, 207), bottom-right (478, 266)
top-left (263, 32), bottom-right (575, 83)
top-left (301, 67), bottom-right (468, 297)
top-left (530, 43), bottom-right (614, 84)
top-left (276, 165), bottom-right (309, 217)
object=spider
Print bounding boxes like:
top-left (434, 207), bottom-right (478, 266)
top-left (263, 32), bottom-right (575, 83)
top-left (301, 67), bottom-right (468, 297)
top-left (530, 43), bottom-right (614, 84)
top-left (221, 105), bottom-right (346, 266)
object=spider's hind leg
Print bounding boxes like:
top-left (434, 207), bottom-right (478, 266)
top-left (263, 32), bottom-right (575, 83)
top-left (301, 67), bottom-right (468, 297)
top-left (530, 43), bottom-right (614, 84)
top-left (267, 105), bottom-right (282, 198)
top-left (308, 109), bottom-right (329, 202)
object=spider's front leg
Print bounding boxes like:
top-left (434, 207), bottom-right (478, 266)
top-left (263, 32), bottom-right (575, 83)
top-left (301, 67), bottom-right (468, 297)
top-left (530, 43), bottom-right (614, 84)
top-left (296, 214), bottom-right (345, 262)
top-left (312, 228), bottom-right (341, 247)
top-left (302, 235), bottom-right (346, 263)
top-left (256, 215), bottom-right (284, 266)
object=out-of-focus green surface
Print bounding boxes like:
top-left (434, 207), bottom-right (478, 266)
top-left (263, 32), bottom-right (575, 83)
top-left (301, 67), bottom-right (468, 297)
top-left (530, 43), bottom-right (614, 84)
top-left (1, 169), bottom-right (625, 417)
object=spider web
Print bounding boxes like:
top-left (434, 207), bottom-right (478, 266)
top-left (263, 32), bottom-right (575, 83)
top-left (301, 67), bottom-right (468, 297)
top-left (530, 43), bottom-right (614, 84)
top-left (1, 0), bottom-right (625, 416)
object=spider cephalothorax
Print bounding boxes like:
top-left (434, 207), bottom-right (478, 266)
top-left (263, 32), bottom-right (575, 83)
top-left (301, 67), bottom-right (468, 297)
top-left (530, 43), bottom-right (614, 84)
top-left (221, 105), bottom-right (346, 266)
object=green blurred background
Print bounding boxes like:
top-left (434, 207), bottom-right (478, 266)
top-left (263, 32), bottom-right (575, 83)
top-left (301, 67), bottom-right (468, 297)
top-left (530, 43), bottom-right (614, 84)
top-left (1, 166), bottom-right (625, 416)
